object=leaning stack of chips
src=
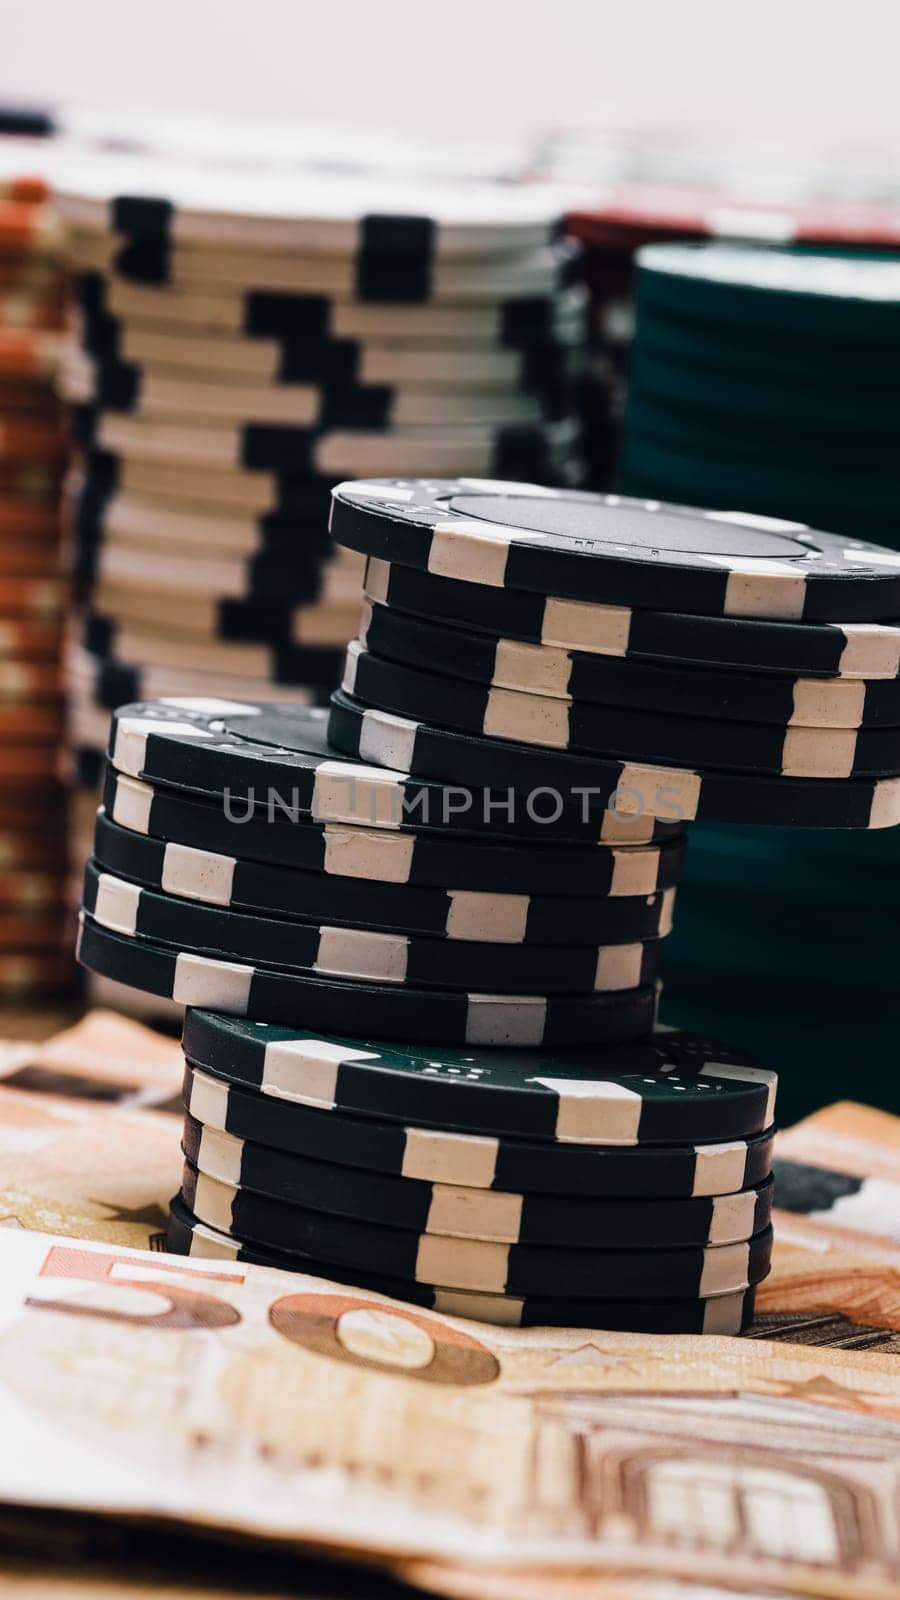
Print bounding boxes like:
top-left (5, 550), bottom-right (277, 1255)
top-left (49, 142), bottom-right (587, 892)
top-left (620, 243), bottom-right (900, 1114)
top-left (0, 153), bottom-right (70, 996)
top-left (74, 473), bottom-right (900, 1328)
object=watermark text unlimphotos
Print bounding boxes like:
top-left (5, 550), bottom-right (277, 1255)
top-left (222, 780), bottom-right (688, 828)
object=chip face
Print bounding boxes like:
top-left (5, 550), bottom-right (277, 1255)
top-left (181, 1009), bottom-right (778, 1146)
top-left (330, 476), bottom-right (900, 621)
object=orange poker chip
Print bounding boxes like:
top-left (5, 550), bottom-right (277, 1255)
top-left (0, 328), bottom-right (59, 377)
top-left (0, 617), bottom-right (63, 658)
top-left (0, 177), bottom-right (50, 205)
top-left (0, 907), bottom-right (67, 949)
top-left (0, 418), bottom-right (66, 464)
top-left (0, 950), bottom-right (75, 995)
top-left (0, 498), bottom-right (59, 539)
top-left (0, 869), bottom-right (65, 909)
top-left (0, 543), bottom-right (62, 579)
top-left (0, 828), bottom-right (68, 869)
top-left (0, 577), bottom-right (65, 618)
top-left (0, 701), bottom-right (62, 740)
top-left (0, 746), bottom-right (60, 780)
top-left (0, 200), bottom-right (60, 255)
top-left (0, 284), bottom-right (63, 324)
top-left (0, 460), bottom-right (61, 497)
top-left (0, 660), bottom-right (60, 698)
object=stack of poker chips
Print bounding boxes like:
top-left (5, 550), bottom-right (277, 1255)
top-left (558, 185), bottom-right (900, 488)
top-left (46, 142), bottom-right (586, 1015)
top-left (84, 482), bottom-right (900, 1330)
top-left (49, 144), bottom-right (586, 895)
top-left (75, 694), bottom-right (780, 1333)
top-left (620, 244), bottom-right (900, 1116)
top-left (0, 160), bottom-right (70, 996)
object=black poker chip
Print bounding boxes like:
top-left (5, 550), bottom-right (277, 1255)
top-left (181, 1009), bottom-right (777, 1145)
top-left (329, 688), bottom-right (900, 831)
top-left (82, 858), bottom-right (665, 996)
top-left (358, 598), bottom-right (900, 728)
top-left (92, 808), bottom-right (679, 947)
top-left (101, 763), bottom-right (685, 892)
top-left (183, 1061), bottom-right (777, 1199)
top-left (105, 698), bottom-right (685, 842)
top-left (166, 1196), bottom-right (761, 1334)
top-left (182, 1109), bottom-right (775, 1247)
top-left (363, 556), bottom-right (900, 682)
top-left (342, 642), bottom-right (900, 778)
top-left (180, 1160), bottom-right (774, 1298)
top-left (77, 914), bottom-right (659, 1047)
top-left (328, 476), bottom-right (900, 621)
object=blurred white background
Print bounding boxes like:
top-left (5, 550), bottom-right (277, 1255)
top-left (3, 0), bottom-right (900, 154)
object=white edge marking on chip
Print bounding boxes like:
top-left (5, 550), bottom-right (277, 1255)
top-left (93, 872), bottom-right (141, 935)
top-left (617, 761), bottom-right (701, 821)
top-left (162, 841), bottom-right (236, 905)
top-left (415, 1233), bottom-right (509, 1293)
top-left (465, 994), bottom-right (547, 1046)
top-left (693, 1140), bottom-right (753, 1196)
top-left (347, 482), bottom-right (413, 505)
top-left (160, 696), bottom-right (257, 715)
top-left (172, 952), bottom-right (254, 1009)
top-left (542, 596), bottom-right (632, 655)
top-left (446, 890), bottom-right (529, 944)
top-left (357, 707), bottom-right (418, 776)
top-left (719, 564), bottom-right (807, 620)
top-left (322, 823), bottom-right (414, 883)
top-left (839, 624), bottom-right (900, 679)
top-left (700, 1062), bottom-right (777, 1127)
top-left (457, 478), bottom-right (559, 497)
top-left (313, 756), bottom-right (406, 830)
top-left (402, 1126), bottom-right (500, 1187)
top-left (315, 925), bottom-right (409, 983)
top-left (429, 520), bottom-right (512, 586)
top-left (431, 1288), bottom-right (524, 1325)
top-left (427, 1185), bottom-right (523, 1242)
top-left (868, 776), bottom-right (900, 829)
top-left (195, 1124), bottom-right (243, 1186)
top-left (699, 1240), bottom-right (751, 1298)
top-left (609, 845), bottom-right (664, 902)
top-left (342, 639), bottom-right (361, 693)
top-left (186, 1067), bottom-right (230, 1127)
top-left (261, 1036), bottom-right (376, 1107)
top-left (364, 557), bottom-right (391, 602)
top-left (109, 772), bottom-right (154, 832)
top-left (701, 1292), bottom-right (747, 1335)
top-left (531, 1076), bottom-right (642, 1144)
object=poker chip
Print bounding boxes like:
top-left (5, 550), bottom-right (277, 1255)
top-left (101, 766), bottom-right (682, 891)
top-left (179, 1158), bottom-right (773, 1297)
top-left (166, 1197), bottom-right (760, 1335)
top-left (57, 138), bottom-right (585, 970)
top-left (184, 1060), bottom-right (776, 1198)
top-left (363, 556), bottom-right (900, 680)
top-left (91, 808), bottom-right (678, 947)
top-left (76, 913), bottom-right (660, 1046)
top-left (328, 687), bottom-right (900, 830)
top-left (329, 477), bottom-right (900, 622)
top-left (181, 1106), bottom-right (775, 1247)
top-left (82, 857), bottom-right (666, 995)
top-left (181, 1008), bottom-right (776, 1145)
top-left (616, 237), bottom-right (900, 1110)
top-left (341, 641), bottom-right (900, 778)
top-left (104, 696), bottom-right (687, 842)
top-left (357, 597), bottom-right (900, 726)
top-left (0, 163), bottom-right (67, 990)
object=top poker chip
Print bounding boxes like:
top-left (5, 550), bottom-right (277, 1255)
top-left (329, 478), bottom-right (900, 622)
top-left (47, 145), bottom-right (568, 256)
top-left (636, 242), bottom-right (900, 340)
